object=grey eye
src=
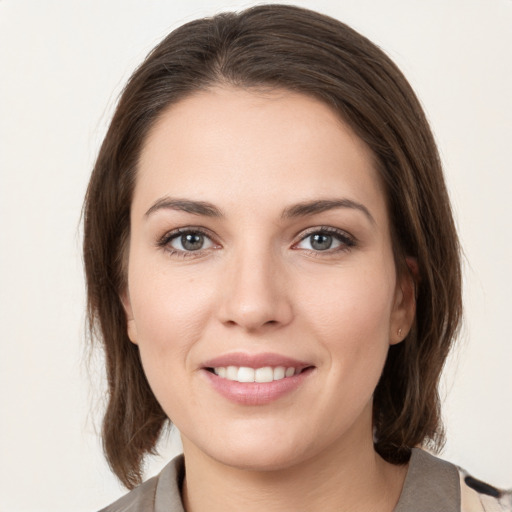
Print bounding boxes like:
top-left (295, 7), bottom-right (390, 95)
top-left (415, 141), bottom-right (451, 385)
top-left (295, 229), bottom-right (353, 252)
top-left (310, 233), bottom-right (333, 251)
top-left (300, 233), bottom-right (339, 251)
top-left (170, 232), bottom-right (213, 251)
top-left (182, 233), bottom-right (204, 251)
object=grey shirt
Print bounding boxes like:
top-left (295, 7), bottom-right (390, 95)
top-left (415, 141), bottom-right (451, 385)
top-left (99, 448), bottom-right (464, 512)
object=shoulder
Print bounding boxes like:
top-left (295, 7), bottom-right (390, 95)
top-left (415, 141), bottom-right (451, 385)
top-left (458, 465), bottom-right (512, 512)
top-left (395, 448), bottom-right (461, 511)
top-left (98, 475), bottom-right (159, 512)
top-left (98, 455), bottom-right (185, 512)
top-left (395, 449), bottom-right (511, 512)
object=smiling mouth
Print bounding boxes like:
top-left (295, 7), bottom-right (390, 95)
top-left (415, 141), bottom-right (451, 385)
top-left (206, 365), bottom-right (312, 383)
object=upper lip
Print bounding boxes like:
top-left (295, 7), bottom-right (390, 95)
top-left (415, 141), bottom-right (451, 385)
top-left (202, 352), bottom-right (312, 370)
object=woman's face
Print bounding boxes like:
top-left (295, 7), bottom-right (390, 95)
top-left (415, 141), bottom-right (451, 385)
top-left (123, 87), bottom-right (414, 471)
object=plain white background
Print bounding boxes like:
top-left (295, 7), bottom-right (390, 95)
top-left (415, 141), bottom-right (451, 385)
top-left (0, 1), bottom-right (511, 510)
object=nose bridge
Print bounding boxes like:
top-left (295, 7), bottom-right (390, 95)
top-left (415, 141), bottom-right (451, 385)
top-left (218, 237), bottom-right (292, 331)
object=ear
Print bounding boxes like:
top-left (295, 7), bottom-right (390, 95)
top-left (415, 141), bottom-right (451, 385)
top-left (389, 257), bottom-right (417, 345)
top-left (120, 289), bottom-right (138, 345)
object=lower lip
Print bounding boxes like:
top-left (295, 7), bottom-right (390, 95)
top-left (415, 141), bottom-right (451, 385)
top-left (202, 368), bottom-right (314, 405)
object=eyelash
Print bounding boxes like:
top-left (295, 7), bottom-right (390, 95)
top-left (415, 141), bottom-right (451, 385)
top-left (156, 226), bottom-right (356, 259)
top-left (156, 227), bottom-right (217, 259)
top-left (292, 226), bottom-right (356, 255)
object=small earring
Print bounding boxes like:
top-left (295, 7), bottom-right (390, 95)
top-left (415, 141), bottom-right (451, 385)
top-left (397, 328), bottom-right (403, 338)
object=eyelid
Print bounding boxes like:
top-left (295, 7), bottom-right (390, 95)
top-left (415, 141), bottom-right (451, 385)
top-left (157, 226), bottom-right (212, 244)
top-left (155, 225), bottom-right (355, 257)
top-left (156, 226), bottom-right (221, 257)
top-left (292, 226), bottom-right (356, 251)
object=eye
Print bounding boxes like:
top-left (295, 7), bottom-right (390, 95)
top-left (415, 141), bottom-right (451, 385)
top-left (295, 227), bottom-right (355, 252)
top-left (172, 232), bottom-right (212, 251)
top-left (158, 228), bottom-right (216, 254)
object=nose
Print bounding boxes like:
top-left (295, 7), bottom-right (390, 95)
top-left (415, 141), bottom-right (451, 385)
top-left (216, 245), bottom-right (293, 332)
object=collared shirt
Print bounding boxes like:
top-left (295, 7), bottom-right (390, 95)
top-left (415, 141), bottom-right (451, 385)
top-left (100, 449), bottom-right (512, 512)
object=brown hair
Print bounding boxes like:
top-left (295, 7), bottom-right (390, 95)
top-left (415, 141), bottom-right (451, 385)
top-left (83, 4), bottom-right (462, 489)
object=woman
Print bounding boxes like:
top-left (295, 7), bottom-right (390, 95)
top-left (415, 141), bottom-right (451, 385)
top-left (83, 5), bottom-right (511, 511)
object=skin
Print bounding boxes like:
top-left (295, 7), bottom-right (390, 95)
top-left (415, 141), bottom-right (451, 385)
top-left (122, 87), bottom-right (416, 512)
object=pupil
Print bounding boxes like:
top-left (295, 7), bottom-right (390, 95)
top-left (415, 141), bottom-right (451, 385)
top-left (311, 233), bottom-right (332, 250)
top-left (182, 233), bottom-right (204, 251)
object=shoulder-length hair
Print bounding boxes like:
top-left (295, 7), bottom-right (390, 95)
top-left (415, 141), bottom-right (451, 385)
top-left (83, 4), bottom-right (462, 489)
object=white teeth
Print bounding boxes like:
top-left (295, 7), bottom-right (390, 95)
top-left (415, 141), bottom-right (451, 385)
top-left (255, 367), bottom-right (273, 383)
top-left (285, 367), bottom-right (295, 377)
top-left (273, 366), bottom-right (285, 380)
top-left (212, 365), bottom-right (299, 383)
top-left (237, 367), bottom-right (255, 382)
top-left (226, 366), bottom-right (238, 380)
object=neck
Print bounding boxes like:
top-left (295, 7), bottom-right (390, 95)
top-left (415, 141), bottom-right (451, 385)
top-left (181, 424), bottom-right (407, 512)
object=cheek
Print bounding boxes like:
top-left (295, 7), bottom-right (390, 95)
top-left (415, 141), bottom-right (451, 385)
top-left (301, 264), bottom-right (394, 330)
top-left (126, 263), bottom-right (217, 419)
top-left (127, 257), bottom-right (215, 364)
top-left (297, 264), bottom-right (395, 371)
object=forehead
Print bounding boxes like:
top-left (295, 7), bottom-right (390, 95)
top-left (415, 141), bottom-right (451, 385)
top-left (134, 86), bottom-right (387, 221)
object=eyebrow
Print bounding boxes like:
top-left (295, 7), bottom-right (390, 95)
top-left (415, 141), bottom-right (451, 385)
top-left (145, 198), bottom-right (224, 218)
top-left (282, 199), bottom-right (375, 224)
top-left (144, 196), bottom-right (375, 224)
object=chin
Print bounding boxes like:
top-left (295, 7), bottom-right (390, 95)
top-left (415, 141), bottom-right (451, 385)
top-left (195, 427), bottom-right (315, 472)
top-left (213, 445), bottom-right (306, 472)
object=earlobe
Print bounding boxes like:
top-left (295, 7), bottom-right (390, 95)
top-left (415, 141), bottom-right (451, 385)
top-left (120, 290), bottom-right (138, 345)
top-left (390, 257), bottom-right (418, 345)
top-left (126, 319), bottom-right (138, 345)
